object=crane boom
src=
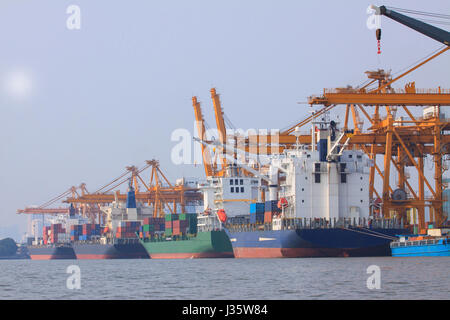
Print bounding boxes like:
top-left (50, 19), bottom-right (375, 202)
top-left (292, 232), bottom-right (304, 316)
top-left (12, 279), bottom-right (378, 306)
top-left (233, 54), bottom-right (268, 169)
top-left (192, 97), bottom-right (214, 177)
top-left (211, 88), bottom-right (228, 171)
top-left (374, 5), bottom-right (450, 45)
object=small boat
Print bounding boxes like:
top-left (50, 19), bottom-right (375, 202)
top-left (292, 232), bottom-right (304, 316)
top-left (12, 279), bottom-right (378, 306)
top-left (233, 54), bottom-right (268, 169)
top-left (390, 228), bottom-right (450, 257)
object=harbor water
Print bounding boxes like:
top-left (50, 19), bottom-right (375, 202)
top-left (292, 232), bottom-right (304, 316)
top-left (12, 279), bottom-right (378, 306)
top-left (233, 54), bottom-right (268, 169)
top-left (0, 257), bottom-right (449, 299)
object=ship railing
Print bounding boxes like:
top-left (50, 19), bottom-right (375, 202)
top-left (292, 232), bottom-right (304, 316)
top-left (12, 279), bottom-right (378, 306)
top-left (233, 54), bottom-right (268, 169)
top-left (224, 217), bottom-right (403, 233)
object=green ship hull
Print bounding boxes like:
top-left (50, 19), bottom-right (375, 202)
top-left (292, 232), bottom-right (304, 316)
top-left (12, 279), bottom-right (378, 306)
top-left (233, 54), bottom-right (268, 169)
top-left (139, 230), bottom-right (234, 259)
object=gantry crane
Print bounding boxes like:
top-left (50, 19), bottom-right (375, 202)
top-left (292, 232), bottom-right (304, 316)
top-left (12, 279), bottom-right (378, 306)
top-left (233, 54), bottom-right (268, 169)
top-left (64, 160), bottom-right (202, 218)
top-left (191, 6), bottom-right (450, 231)
top-left (192, 96), bottom-right (215, 177)
top-left (17, 184), bottom-right (99, 220)
top-left (308, 5), bottom-right (450, 230)
top-left (211, 88), bottom-right (229, 173)
top-left (193, 88), bottom-right (241, 178)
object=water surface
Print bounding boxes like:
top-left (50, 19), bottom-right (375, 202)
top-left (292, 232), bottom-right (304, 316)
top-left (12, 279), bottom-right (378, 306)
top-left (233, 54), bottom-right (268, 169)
top-left (0, 257), bottom-right (448, 299)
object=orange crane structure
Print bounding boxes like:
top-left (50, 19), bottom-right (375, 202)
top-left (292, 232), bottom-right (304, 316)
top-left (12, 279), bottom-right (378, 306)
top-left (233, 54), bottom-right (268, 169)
top-left (193, 88), bottom-right (262, 178)
top-left (192, 96), bottom-right (215, 177)
top-left (307, 5), bottom-right (450, 230)
top-left (192, 88), bottom-right (232, 178)
top-left (211, 88), bottom-right (229, 173)
top-left (16, 184), bottom-right (101, 221)
top-left (63, 160), bottom-right (202, 218)
top-left (191, 6), bottom-right (450, 231)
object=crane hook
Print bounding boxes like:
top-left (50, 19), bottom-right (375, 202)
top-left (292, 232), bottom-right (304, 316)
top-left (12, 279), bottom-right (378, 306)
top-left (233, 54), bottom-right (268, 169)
top-left (376, 28), bottom-right (382, 54)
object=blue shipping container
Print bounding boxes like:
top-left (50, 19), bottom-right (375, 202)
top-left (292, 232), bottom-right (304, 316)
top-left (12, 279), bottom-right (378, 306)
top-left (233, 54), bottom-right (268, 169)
top-left (250, 203), bottom-right (265, 214)
top-left (250, 212), bottom-right (265, 224)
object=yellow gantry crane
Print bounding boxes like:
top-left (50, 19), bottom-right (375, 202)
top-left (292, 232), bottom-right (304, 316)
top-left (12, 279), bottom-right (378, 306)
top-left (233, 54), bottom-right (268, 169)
top-left (192, 96), bottom-right (215, 177)
top-left (211, 88), bottom-right (229, 173)
top-left (64, 160), bottom-right (202, 218)
top-left (307, 5), bottom-right (450, 230)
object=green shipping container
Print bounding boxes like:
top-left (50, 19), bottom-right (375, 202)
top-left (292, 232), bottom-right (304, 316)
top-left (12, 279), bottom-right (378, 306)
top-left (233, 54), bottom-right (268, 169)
top-left (165, 214), bottom-right (179, 221)
top-left (143, 225), bottom-right (150, 232)
top-left (179, 213), bottom-right (187, 220)
top-left (165, 228), bottom-right (172, 236)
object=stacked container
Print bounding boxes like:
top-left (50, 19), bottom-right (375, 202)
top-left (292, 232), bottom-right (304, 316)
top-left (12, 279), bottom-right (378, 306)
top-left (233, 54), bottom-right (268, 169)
top-left (250, 203), bottom-right (265, 224)
top-left (264, 200), bottom-right (281, 223)
top-left (71, 223), bottom-right (101, 241)
top-left (139, 217), bottom-right (165, 238)
top-left (163, 213), bottom-right (197, 237)
top-left (187, 214), bottom-right (198, 234)
top-left (51, 224), bottom-right (66, 244)
top-left (228, 215), bottom-right (250, 225)
top-left (43, 224), bottom-right (67, 244)
top-left (116, 221), bottom-right (141, 239)
top-left (43, 226), bottom-right (50, 245)
top-left (70, 224), bottom-right (83, 241)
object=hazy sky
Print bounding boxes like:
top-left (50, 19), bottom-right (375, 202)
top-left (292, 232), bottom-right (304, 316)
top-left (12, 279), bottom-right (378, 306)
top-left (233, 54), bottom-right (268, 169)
top-left (1, 1), bottom-right (449, 240)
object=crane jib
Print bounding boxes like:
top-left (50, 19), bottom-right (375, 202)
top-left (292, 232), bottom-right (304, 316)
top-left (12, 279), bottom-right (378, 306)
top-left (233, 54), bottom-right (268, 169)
top-left (379, 5), bottom-right (450, 46)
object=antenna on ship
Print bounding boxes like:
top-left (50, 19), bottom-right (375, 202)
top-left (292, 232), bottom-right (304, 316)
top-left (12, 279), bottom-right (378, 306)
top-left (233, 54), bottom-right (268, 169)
top-left (293, 126), bottom-right (302, 150)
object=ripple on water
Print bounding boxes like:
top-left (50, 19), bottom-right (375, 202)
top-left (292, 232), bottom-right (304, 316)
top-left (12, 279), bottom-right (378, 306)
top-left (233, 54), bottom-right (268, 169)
top-left (0, 258), bottom-right (449, 299)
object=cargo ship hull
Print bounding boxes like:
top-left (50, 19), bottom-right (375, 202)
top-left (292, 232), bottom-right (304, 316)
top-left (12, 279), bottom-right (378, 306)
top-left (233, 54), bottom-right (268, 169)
top-left (28, 245), bottom-right (76, 260)
top-left (140, 230), bottom-right (234, 259)
top-left (226, 227), bottom-right (406, 258)
top-left (72, 242), bottom-right (149, 259)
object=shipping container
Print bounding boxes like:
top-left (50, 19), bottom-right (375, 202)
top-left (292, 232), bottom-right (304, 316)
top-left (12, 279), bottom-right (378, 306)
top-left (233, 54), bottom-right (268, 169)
top-left (250, 203), bottom-right (265, 214)
top-left (250, 212), bottom-right (265, 224)
top-left (264, 211), bottom-right (273, 223)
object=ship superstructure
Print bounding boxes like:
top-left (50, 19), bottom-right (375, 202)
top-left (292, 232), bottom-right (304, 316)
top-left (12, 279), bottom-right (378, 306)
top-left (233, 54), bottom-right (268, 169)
top-left (202, 118), bottom-right (407, 258)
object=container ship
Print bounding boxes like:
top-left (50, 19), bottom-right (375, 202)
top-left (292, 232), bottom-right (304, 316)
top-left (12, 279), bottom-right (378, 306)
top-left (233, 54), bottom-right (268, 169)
top-left (71, 183), bottom-right (149, 259)
top-left (390, 227), bottom-right (450, 257)
top-left (200, 118), bottom-right (409, 258)
top-left (138, 212), bottom-right (233, 259)
top-left (28, 244), bottom-right (76, 260)
top-left (28, 222), bottom-right (76, 260)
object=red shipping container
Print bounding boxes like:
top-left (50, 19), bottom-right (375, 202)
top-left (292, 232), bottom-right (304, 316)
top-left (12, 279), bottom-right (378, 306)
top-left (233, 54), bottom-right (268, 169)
top-left (264, 212), bottom-right (272, 223)
top-left (173, 220), bottom-right (180, 228)
top-left (165, 221), bottom-right (172, 229)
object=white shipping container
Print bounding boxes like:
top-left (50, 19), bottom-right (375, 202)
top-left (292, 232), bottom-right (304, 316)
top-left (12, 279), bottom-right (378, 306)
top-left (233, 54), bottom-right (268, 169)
top-left (427, 229), bottom-right (442, 237)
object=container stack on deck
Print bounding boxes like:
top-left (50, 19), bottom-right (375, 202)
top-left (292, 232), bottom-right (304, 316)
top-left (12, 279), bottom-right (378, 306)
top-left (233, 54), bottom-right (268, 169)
top-left (250, 203), bottom-right (265, 224)
top-left (164, 213), bottom-right (197, 237)
top-left (43, 224), bottom-right (67, 244)
top-left (264, 200), bottom-right (280, 223)
top-left (116, 221), bottom-right (141, 239)
top-left (139, 217), bottom-right (165, 238)
top-left (70, 225), bottom-right (82, 241)
top-left (70, 224), bottom-right (101, 241)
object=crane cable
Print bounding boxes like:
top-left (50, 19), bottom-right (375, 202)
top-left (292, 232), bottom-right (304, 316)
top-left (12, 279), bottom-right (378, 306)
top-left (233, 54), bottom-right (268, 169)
top-left (343, 226), bottom-right (398, 241)
top-left (385, 7), bottom-right (450, 26)
top-left (103, 162), bottom-right (151, 194)
top-left (93, 170), bottom-right (130, 194)
top-left (386, 6), bottom-right (450, 20)
top-left (39, 188), bottom-right (73, 208)
top-left (360, 44), bottom-right (448, 92)
top-left (223, 112), bottom-right (236, 130)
